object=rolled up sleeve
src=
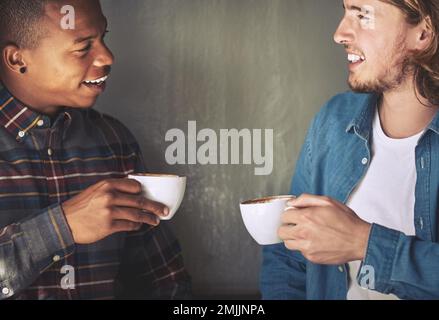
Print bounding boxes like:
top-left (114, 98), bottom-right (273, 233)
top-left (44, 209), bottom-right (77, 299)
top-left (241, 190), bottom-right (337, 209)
top-left (0, 204), bottom-right (75, 299)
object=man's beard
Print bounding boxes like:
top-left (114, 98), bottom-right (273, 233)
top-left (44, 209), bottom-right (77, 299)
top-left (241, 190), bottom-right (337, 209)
top-left (348, 56), bottom-right (412, 94)
top-left (348, 33), bottom-right (413, 94)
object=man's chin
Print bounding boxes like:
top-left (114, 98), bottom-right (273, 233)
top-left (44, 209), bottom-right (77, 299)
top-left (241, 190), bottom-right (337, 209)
top-left (69, 98), bottom-right (98, 109)
top-left (349, 83), bottom-right (375, 94)
top-left (348, 77), bottom-right (380, 94)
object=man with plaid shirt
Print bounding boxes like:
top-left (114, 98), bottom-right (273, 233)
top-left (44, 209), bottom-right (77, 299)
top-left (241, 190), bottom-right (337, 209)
top-left (0, 0), bottom-right (191, 299)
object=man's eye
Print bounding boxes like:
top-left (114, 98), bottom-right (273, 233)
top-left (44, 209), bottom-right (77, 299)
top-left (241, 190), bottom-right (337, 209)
top-left (78, 43), bottom-right (92, 52)
top-left (358, 14), bottom-right (369, 20)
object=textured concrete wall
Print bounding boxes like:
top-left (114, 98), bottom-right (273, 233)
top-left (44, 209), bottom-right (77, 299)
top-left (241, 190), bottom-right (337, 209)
top-left (98, 0), bottom-right (348, 298)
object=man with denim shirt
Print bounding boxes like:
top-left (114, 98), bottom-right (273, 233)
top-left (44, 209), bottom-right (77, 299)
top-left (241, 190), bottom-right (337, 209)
top-left (0, 0), bottom-right (190, 299)
top-left (261, 0), bottom-right (439, 299)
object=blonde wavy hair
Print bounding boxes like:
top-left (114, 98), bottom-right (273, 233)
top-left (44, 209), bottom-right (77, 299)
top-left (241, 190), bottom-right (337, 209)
top-left (382, 0), bottom-right (439, 106)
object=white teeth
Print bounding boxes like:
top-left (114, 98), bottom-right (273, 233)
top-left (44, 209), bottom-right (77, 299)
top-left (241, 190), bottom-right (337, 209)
top-left (348, 54), bottom-right (360, 63)
top-left (84, 75), bottom-right (108, 84)
top-left (348, 54), bottom-right (365, 63)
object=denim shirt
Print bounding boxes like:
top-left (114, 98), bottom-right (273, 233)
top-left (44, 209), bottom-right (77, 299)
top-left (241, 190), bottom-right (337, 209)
top-left (260, 92), bottom-right (439, 300)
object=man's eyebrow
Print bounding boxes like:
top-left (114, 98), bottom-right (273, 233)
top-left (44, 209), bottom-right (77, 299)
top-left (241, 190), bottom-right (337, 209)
top-left (73, 18), bottom-right (108, 44)
top-left (74, 35), bottom-right (94, 44)
top-left (342, 4), bottom-right (363, 12)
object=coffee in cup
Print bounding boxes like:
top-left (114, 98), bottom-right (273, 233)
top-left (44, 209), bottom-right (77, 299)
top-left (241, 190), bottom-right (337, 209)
top-left (240, 195), bottom-right (295, 245)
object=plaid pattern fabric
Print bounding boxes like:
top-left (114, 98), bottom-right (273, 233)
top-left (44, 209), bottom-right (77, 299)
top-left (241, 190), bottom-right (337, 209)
top-left (0, 83), bottom-right (191, 300)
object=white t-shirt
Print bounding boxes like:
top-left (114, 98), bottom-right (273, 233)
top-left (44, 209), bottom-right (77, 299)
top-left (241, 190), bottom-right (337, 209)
top-left (346, 108), bottom-right (423, 300)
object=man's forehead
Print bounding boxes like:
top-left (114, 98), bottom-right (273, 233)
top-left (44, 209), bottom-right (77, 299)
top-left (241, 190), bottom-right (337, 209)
top-left (41, 1), bottom-right (106, 42)
top-left (44, 0), bottom-right (103, 19)
top-left (343, 0), bottom-right (404, 21)
top-left (343, 0), bottom-right (381, 10)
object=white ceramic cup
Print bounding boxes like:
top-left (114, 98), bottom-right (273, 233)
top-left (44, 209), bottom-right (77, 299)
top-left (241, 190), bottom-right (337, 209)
top-left (128, 174), bottom-right (186, 220)
top-left (240, 195), bottom-right (296, 245)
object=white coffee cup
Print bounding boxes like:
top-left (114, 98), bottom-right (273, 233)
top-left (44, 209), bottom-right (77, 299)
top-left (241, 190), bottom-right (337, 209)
top-left (240, 195), bottom-right (296, 245)
top-left (128, 174), bottom-right (186, 220)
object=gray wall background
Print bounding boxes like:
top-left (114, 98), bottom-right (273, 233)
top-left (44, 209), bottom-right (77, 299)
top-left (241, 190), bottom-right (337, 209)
top-left (97, 0), bottom-right (348, 298)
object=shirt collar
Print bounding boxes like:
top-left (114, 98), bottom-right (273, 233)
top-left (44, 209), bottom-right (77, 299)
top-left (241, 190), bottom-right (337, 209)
top-left (345, 92), bottom-right (439, 140)
top-left (0, 82), bottom-right (72, 142)
top-left (345, 93), bottom-right (379, 141)
top-left (427, 109), bottom-right (439, 135)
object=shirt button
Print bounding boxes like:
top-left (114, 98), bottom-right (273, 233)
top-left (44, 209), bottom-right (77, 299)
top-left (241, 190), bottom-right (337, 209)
top-left (37, 119), bottom-right (44, 127)
top-left (361, 158), bottom-right (368, 165)
top-left (2, 287), bottom-right (10, 295)
top-left (47, 148), bottom-right (53, 156)
top-left (18, 131), bottom-right (25, 138)
top-left (53, 255), bottom-right (61, 262)
top-left (338, 265), bottom-right (344, 272)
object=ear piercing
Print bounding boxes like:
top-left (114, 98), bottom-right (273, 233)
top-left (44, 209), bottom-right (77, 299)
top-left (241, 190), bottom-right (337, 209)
top-left (20, 67), bottom-right (27, 74)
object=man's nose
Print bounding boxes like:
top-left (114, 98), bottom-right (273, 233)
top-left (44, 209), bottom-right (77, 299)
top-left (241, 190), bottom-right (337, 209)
top-left (93, 43), bottom-right (115, 69)
top-left (333, 17), bottom-right (354, 45)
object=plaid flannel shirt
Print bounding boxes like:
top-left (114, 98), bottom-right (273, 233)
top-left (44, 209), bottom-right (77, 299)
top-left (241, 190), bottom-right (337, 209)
top-left (0, 83), bottom-right (191, 300)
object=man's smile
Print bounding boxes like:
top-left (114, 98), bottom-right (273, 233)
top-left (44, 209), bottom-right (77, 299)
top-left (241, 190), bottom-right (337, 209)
top-left (81, 74), bottom-right (109, 93)
top-left (83, 74), bottom-right (108, 84)
top-left (347, 51), bottom-right (366, 71)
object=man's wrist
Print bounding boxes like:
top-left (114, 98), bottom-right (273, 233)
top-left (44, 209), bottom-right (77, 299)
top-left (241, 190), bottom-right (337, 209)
top-left (355, 221), bottom-right (372, 261)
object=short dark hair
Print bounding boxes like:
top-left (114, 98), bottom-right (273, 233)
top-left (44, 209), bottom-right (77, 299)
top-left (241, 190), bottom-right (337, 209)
top-left (0, 0), bottom-right (49, 49)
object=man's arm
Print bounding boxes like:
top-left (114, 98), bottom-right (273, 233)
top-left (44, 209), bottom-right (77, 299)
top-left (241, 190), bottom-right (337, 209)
top-left (0, 204), bottom-right (75, 299)
top-left (0, 177), bottom-right (168, 300)
top-left (359, 224), bottom-right (439, 299)
top-left (278, 193), bottom-right (439, 299)
top-left (260, 115), bottom-right (318, 300)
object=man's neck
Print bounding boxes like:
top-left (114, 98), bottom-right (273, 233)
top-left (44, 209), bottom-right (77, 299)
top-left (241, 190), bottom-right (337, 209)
top-left (379, 79), bottom-right (438, 139)
top-left (0, 79), bottom-right (59, 116)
